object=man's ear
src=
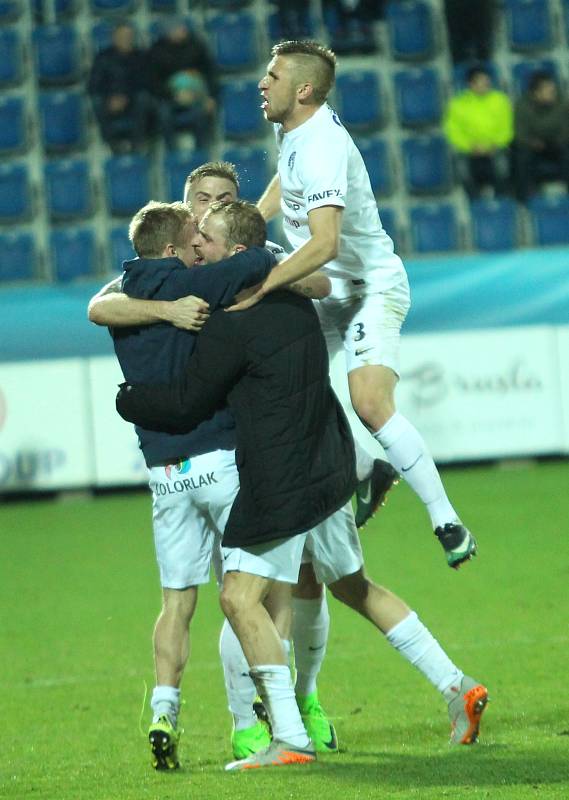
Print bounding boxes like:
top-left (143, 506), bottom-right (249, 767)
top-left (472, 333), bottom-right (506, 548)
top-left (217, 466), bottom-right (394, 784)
top-left (232, 244), bottom-right (247, 254)
top-left (297, 82), bottom-right (313, 103)
top-left (165, 243), bottom-right (177, 257)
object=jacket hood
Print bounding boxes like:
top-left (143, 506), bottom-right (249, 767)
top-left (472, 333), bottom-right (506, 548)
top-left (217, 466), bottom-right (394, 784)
top-left (122, 256), bottom-right (187, 297)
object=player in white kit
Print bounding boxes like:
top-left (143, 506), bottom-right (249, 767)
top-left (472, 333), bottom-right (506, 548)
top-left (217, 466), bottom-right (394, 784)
top-left (245, 40), bottom-right (476, 569)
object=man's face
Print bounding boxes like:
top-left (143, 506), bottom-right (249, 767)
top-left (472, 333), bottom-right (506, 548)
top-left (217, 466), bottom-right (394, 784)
top-left (192, 212), bottom-right (233, 265)
top-left (258, 55), bottom-right (299, 123)
top-left (113, 25), bottom-right (134, 53)
top-left (533, 80), bottom-right (557, 105)
top-left (173, 220), bottom-right (199, 267)
top-left (185, 176), bottom-right (238, 222)
top-left (468, 72), bottom-right (491, 95)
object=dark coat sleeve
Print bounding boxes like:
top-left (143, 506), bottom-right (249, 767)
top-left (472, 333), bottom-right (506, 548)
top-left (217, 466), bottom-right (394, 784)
top-left (116, 311), bottom-right (244, 433)
top-left (166, 247), bottom-right (275, 308)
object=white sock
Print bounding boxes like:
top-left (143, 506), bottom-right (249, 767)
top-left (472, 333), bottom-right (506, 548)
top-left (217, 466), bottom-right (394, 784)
top-left (151, 685), bottom-right (181, 726)
top-left (374, 412), bottom-right (458, 528)
top-left (354, 438), bottom-right (375, 481)
top-left (386, 611), bottom-right (463, 695)
top-left (219, 619), bottom-right (257, 731)
top-left (292, 595), bottom-right (330, 697)
top-left (250, 664), bottom-right (310, 748)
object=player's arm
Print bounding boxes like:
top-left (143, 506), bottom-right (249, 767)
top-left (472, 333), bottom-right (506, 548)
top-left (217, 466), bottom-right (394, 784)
top-left (257, 174), bottom-right (281, 221)
top-left (88, 278), bottom-right (209, 331)
top-left (287, 270), bottom-right (331, 299)
top-left (116, 313), bottom-right (243, 433)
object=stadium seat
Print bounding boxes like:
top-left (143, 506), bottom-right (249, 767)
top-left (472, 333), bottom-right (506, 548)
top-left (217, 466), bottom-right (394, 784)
top-left (90, 0), bottom-right (137, 13)
top-left (335, 71), bottom-right (385, 131)
top-left (163, 149), bottom-right (209, 202)
top-left (0, 95), bottom-right (27, 154)
top-left (44, 158), bottom-right (93, 220)
top-left (385, 0), bottom-right (435, 61)
top-left (0, 162), bottom-right (32, 224)
top-left (511, 58), bottom-right (559, 94)
top-left (377, 206), bottom-right (400, 248)
top-left (104, 154), bottom-right (152, 216)
top-left (0, 28), bottom-right (23, 87)
top-left (206, 12), bottom-right (258, 72)
top-left (470, 198), bottom-right (519, 251)
top-left (0, 0), bottom-right (22, 23)
top-left (394, 67), bottom-right (442, 128)
top-left (208, 0), bottom-right (252, 7)
top-left (50, 226), bottom-right (98, 282)
top-left (401, 134), bottom-right (452, 195)
top-left (0, 231), bottom-right (36, 283)
top-left (38, 90), bottom-right (86, 152)
top-left (221, 79), bottom-right (265, 140)
top-left (148, 0), bottom-right (177, 10)
top-left (528, 195), bottom-right (569, 245)
top-left (33, 24), bottom-right (81, 85)
top-left (109, 226), bottom-right (136, 270)
top-left (267, 8), bottom-right (315, 41)
top-left (222, 147), bottom-right (271, 202)
top-left (505, 0), bottom-right (552, 52)
top-left (33, 0), bottom-right (77, 17)
top-left (355, 138), bottom-right (393, 197)
top-left (410, 202), bottom-right (459, 253)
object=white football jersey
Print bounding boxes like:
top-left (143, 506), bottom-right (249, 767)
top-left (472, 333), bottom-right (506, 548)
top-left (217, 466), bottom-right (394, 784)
top-left (276, 103), bottom-right (407, 297)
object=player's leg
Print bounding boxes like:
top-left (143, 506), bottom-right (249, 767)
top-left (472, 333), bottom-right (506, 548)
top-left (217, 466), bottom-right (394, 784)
top-left (328, 569), bottom-right (488, 744)
top-left (220, 534), bottom-right (316, 770)
top-left (291, 563), bottom-right (337, 753)
top-left (344, 287), bottom-right (476, 567)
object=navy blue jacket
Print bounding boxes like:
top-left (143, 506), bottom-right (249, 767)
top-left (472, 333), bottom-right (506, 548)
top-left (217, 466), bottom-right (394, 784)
top-left (112, 247), bottom-right (275, 466)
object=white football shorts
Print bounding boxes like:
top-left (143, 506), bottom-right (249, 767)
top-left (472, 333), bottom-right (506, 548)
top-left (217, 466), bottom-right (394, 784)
top-left (222, 532), bottom-right (308, 584)
top-left (148, 448), bottom-right (239, 589)
top-left (315, 276), bottom-right (411, 376)
top-left (302, 501), bottom-right (364, 585)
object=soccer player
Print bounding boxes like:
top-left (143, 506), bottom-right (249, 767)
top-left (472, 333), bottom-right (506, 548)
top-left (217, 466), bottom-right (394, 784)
top-left (242, 40), bottom-right (477, 569)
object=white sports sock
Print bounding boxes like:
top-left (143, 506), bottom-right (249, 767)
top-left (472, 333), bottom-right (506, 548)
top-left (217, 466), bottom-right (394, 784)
top-left (219, 619), bottom-right (257, 731)
top-left (373, 412), bottom-right (458, 528)
top-left (386, 611), bottom-right (463, 694)
top-left (250, 664), bottom-right (310, 747)
top-left (353, 438), bottom-right (375, 482)
top-left (151, 685), bottom-right (181, 726)
top-left (292, 595), bottom-right (330, 697)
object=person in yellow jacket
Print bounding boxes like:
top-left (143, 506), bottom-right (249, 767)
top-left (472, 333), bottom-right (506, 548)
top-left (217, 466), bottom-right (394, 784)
top-left (443, 65), bottom-right (513, 197)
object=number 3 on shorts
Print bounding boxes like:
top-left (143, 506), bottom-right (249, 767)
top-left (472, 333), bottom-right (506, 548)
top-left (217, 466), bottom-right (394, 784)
top-left (353, 322), bottom-right (366, 342)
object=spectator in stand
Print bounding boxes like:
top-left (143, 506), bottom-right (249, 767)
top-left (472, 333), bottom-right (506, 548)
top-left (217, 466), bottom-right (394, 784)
top-left (444, 0), bottom-right (494, 65)
top-left (147, 18), bottom-right (218, 151)
top-left (322, 0), bottom-right (381, 54)
top-left (87, 21), bottom-right (152, 153)
top-left (271, 0), bottom-right (313, 40)
top-left (513, 71), bottom-right (569, 202)
top-left (443, 65), bottom-right (513, 198)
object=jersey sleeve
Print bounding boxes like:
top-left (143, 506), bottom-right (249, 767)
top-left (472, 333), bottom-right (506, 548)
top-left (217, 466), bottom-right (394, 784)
top-left (298, 133), bottom-right (348, 214)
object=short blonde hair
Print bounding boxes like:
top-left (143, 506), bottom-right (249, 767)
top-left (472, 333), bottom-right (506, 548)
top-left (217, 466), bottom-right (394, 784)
top-left (205, 200), bottom-right (266, 249)
top-left (129, 201), bottom-right (193, 258)
top-left (184, 161), bottom-right (240, 198)
top-left (272, 40), bottom-right (336, 103)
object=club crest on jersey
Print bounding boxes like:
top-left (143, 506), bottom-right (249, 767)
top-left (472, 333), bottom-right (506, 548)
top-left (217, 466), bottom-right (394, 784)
top-left (288, 151), bottom-right (296, 169)
top-left (331, 110), bottom-right (343, 127)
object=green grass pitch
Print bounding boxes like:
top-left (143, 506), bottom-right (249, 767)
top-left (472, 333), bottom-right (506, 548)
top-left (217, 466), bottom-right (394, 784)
top-left (2, 460), bottom-right (568, 799)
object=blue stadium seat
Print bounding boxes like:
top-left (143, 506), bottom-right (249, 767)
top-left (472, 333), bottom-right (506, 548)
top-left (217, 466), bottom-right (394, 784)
top-left (90, 0), bottom-right (137, 13)
top-left (33, 24), bottom-right (81, 85)
top-left (38, 90), bottom-right (86, 152)
top-left (410, 203), bottom-right (459, 253)
top-left (355, 138), bottom-right (393, 197)
top-left (0, 231), bottom-right (36, 283)
top-left (377, 206), bottom-right (400, 248)
top-left (163, 149), bottom-right (209, 202)
top-left (50, 227), bottom-right (98, 282)
top-left (267, 8), bottom-right (315, 41)
top-left (528, 195), bottom-right (569, 245)
top-left (208, 0), bottom-right (252, 7)
top-left (206, 12), bottom-right (258, 72)
top-left (505, 0), bottom-right (552, 52)
top-left (0, 1), bottom-right (22, 23)
top-left (0, 28), bottom-right (23, 87)
top-left (0, 95), bottom-right (27, 154)
top-left (336, 71), bottom-right (385, 131)
top-left (222, 147), bottom-right (271, 202)
top-left (394, 67), bottom-right (442, 128)
top-left (401, 134), bottom-right (452, 195)
top-left (0, 162), bottom-right (32, 224)
top-left (109, 226), bottom-right (136, 270)
top-left (470, 198), bottom-right (519, 251)
top-left (221, 79), bottom-right (265, 140)
top-left (148, 0), bottom-right (177, 10)
top-left (44, 158), bottom-right (93, 220)
top-left (511, 58), bottom-right (559, 94)
top-left (385, 0), bottom-right (435, 61)
top-left (104, 154), bottom-right (152, 216)
top-left (33, 0), bottom-right (77, 17)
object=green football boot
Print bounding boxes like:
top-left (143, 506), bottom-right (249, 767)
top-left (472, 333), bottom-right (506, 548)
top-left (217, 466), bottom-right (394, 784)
top-left (435, 523), bottom-right (477, 569)
top-left (231, 720), bottom-right (272, 760)
top-left (296, 691), bottom-right (338, 753)
top-left (148, 715), bottom-right (181, 770)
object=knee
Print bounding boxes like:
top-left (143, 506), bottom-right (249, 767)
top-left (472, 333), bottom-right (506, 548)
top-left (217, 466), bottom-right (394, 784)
top-left (329, 571), bottom-right (369, 609)
top-left (352, 392), bottom-right (394, 431)
top-left (162, 587), bottom-right (197, 626)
